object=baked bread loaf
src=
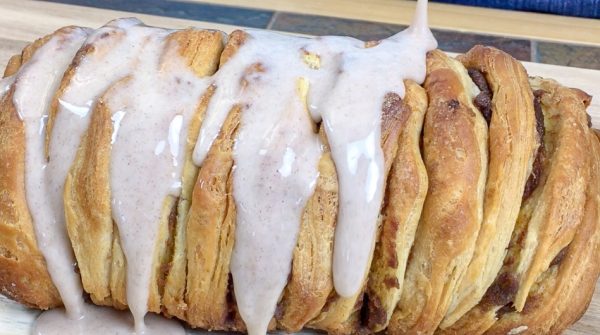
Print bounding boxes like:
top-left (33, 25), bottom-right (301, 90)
top-left (1, 18), bottom-right (598, 335)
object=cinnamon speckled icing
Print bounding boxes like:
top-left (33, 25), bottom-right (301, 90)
top-left (7, 0), bottom-right (436, 334)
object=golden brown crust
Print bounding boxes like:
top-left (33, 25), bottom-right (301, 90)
top-left (276, 129), bottom-right (338, 332)
top-left (389, 50), bottom-right (488, 335)
top-left (365, 80), bottom-right (428, 332)
top-left (177, 30), bottom-right (244, 331)
top-left (161, 30), bottom-right (225, 320)
top-left (485, 118), bottom-right (600, 335)
top-left (443, 46), bottom-right (538, 327)
top-left (512, 78), bottom-right (591, 310)
top-left (3, 54), bottom-right (22, 78)
top-left (437, 78), bottom-right (595, 335)
top-left (0, 84), bottom-right (61, 310)
top-left (64, 84), bottom-right (116, 306)
top-left (184, 105), bottom-right (241, 330)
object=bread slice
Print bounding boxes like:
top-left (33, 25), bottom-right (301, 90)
top-left (0, 36), bottom-right (60, 310)
top-left (439, 78), bottom-right (597, 335)
top-left (488, 105), bottom-right (600, 334)
top-left (307, 81), bottom-right (423, 335)
top-left (443, 46), bottom-right (539, 326)
top-left (387, 49), bottom-right (488, 335)
top-left (0, 26), bottom-right (90, 310)
top-left (59, 26), bottom-right (223, 312)
top-left (364, 79), bottom-right (428, 332)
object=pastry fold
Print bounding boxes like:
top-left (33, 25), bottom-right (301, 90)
top-left (442, 46), bottom-right (539, 327)
top-left (57, 27), bottom-right (223, 310)
top-left (365, 80), bottom-right (428, 332)
top-left (486, 80), bottom-right (600, 335)
top-left (1, 23), bottom-right (599, 335)
top-left (387, 49), bottom-right (488, 335)
top-left (438, 78), bottom-right (597, 335)
top-left (307, 81), bottom-right (424, 335)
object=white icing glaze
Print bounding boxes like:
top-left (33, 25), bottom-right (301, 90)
top-left (329, 0), bottom-right (436, 297)
top-left (34, 304), bottom-right (184, 335)
top-left (191, 0), bottom-right (435, 332)
top-left (47, 19), bottom-right (156, 218)
top-left (20, 19), bottom-right (185, 334)
top-left (190, 30), bottom-right (358, 334)
top-left (7, 1), bottom-right (435, 333)
top-left (0, 75), bottom-right (14, 95)
top-left (507, 325), bottom-right (529, 335)
top-left (220, 32), bottom-right (324, 335)
top-left (12, 27), bottom-right (90, 318)
top-left (106, 28), bottom-right (208, 332)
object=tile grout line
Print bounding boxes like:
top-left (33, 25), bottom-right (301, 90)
top-left (266, 11), bottom-right (280, 30)
top-left (531, 40), bottom-right (539, 63)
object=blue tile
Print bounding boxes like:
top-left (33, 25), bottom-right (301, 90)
top-left (271, 13), bottom-right (532, 61)
top-left (432, 0), bottom-right (600, 19)
top-left (270, 13), bottom-right (406, 41)
top-left (39, 0), bottom-right (274, 28)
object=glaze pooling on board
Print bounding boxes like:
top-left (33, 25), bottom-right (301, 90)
top-left (106, 27), bottom-right (209, 333)
top-left (33, 304), bottom-right (184, 335)
top-left (191, 0), bottom-right (435, 333)
top-left (6, 1), bottom-right (435, 334)
top-left (12, 27), bottom-right (90, 318)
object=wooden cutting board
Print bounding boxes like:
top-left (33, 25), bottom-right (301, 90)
top-left (0, 1), bottom-right (599, 334)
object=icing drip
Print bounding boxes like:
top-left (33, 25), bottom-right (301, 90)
top-left (12, 27), bottom-right (91, 318)
top-left (21, 19), bottom-right (184, 334)
top-left (191, 0), bottom-right (436, 332)
top-left (106, 28), bottom-right (208, 333)
top-left (216, 33), bottom-right (324, 335)
top-left (47, 18), bottom-right (157, 214)
top-left (329, 0), bottom-right (436, 297)
top-left (191, 31), bottom-right (356, 334)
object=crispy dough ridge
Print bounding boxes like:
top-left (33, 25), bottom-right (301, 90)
top-left (443, 45), bottom-right (538, 327)
top-left (61, 28), bottom-right (224, 312)
top-left (389, 50), bottom-right (488, 335)
top-left (437, 78), bottom-right (595, 335)
top-left (308, 80), bottom-right (418, 335)
top-left (365, 79), bottom-right (428, 332)
top-left (485, 108), bottom-right (600, 335)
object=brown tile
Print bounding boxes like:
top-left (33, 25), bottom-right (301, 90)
top-left (433, 29), bottom-right (531, 61)
top-left (536, 42), bottom-right (600, 70)
top-left (270, 13), bottom-right (406, 41)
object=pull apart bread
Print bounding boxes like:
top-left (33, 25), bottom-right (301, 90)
top-left (1, 18), bottom-right (600, 335)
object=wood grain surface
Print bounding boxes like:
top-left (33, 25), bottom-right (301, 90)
top-left (0, 1), bottom-right (599, 334)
